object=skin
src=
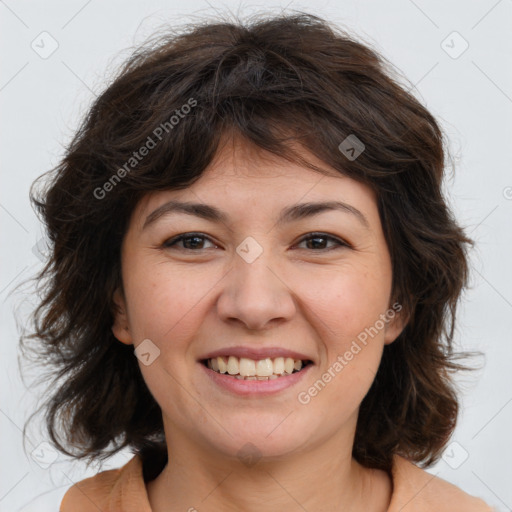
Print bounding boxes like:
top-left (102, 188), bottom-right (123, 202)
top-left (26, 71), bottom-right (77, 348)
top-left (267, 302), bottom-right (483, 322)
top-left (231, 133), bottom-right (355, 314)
top-left (112, 133), bottom-right (406, 512)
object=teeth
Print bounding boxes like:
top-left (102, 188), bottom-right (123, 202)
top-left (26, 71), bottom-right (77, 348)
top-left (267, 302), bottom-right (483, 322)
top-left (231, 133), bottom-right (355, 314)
top-left (227, 356), bottom-right (239, 375)
top-left (273, 357), bottom-right (285, 375)
top-left (239, 357), bottom-right (256, 377)
top-left (217, 356), bottom-right (228, 373)
top-left (206, 355), bottom-right (307, 379)
top-left (256, 358), bottom-right (273, 377)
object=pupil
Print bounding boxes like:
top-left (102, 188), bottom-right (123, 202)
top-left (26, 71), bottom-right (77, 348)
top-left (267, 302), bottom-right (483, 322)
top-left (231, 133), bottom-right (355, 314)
top-left (308, 237), bottom-right (325, 249)
top-left (185, 236), bottom-right (203, 249)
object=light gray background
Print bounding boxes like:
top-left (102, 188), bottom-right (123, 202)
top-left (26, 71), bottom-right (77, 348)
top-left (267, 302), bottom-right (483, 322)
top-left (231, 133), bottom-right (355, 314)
top-left (1, 1), bottom-right (511, 510)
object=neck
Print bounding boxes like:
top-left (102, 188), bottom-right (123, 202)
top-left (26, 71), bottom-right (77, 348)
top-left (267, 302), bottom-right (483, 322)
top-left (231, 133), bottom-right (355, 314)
top-left (146, 420), bottom-right (392, 512)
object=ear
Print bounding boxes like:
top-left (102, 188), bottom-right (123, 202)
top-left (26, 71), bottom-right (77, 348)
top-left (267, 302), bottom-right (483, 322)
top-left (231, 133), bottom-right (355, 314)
top-left (383, 302), bottom-right (409, 345)
top-left (111, 286), bottom-right (133, 345)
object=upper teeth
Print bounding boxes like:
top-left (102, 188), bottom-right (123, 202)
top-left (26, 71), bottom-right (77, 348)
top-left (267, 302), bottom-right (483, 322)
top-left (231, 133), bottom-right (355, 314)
top-left (207, 356), bottom-right (304, 377)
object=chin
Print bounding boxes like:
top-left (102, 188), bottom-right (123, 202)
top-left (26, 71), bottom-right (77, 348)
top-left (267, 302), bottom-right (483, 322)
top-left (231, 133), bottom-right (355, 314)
top-left (195, 416), bottom-right (314, 462)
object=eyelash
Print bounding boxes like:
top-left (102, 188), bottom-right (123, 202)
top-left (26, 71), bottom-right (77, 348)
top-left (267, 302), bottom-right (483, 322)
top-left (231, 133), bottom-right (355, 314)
top-left (161, 232), bottom-right (351, 252)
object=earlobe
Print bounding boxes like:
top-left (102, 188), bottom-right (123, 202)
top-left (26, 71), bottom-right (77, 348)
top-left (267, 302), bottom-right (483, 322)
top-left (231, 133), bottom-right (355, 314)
top-left (111, 287), bottom-right (133, 345)
top-left (383, 304), bottom-right (409, 345)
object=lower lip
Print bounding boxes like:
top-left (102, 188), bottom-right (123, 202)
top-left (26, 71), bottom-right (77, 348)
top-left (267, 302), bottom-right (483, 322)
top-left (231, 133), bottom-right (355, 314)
top-left (200, 362), bottom-right (313, 397)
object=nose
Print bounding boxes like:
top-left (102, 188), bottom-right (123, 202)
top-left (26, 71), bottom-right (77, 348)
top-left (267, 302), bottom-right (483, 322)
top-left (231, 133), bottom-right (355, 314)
top-left (216, 243), bottom-right (297, 331)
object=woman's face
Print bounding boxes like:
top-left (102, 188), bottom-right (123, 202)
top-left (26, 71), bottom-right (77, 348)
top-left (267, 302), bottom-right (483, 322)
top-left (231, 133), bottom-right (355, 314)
top-left (112, 135), bottom-right (405, 461)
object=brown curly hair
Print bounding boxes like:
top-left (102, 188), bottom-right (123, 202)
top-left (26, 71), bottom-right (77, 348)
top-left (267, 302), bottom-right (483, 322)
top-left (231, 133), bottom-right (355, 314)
top-left (21, 10), bottom-right (475, 480)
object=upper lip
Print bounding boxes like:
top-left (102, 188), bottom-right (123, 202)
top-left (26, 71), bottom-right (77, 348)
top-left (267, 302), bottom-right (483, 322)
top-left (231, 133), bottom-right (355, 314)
top-left (199, 346), bottom-right (314, 363)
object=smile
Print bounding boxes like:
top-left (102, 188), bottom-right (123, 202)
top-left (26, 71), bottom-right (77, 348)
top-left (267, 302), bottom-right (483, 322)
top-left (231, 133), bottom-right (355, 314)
top-left (201, 356), bottom-right (313, 381)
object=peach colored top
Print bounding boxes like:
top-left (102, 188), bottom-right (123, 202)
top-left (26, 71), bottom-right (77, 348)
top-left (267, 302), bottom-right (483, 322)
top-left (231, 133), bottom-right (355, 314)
top-left (60, 454), bottom-right (493, 511)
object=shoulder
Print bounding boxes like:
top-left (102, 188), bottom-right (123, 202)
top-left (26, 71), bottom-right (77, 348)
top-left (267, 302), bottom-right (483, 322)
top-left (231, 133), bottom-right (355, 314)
top-left (60, 455), bottom-right (149, 512)
top-left (60, 466), bottom-right (122, 511)
top-left (389, 454), bottom-right (493, 512)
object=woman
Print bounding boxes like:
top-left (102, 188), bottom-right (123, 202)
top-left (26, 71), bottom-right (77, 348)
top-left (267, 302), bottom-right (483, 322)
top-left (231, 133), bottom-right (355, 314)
top-left (23, 11), bottom-right (492, 511)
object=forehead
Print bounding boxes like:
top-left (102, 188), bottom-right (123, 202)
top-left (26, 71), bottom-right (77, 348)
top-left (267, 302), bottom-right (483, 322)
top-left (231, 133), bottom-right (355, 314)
top-left (131, 133), bottom-right (377, 228)
top-left (201, 133), bottom-right (341, 181)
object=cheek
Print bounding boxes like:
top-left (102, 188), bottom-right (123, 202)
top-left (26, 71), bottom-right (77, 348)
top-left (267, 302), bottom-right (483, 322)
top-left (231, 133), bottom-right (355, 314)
top-left (300, 262), bottom-right (392, 342)
top-left (309, 267), bottom-right (391, 404)
top-left (123, 260), bottom-right (220, 344)
top-left (298, 279), bottom-right (388, 417)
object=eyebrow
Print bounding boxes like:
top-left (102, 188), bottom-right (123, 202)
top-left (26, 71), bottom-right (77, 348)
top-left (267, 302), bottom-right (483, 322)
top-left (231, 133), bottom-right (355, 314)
top-left (142, 199), bottom-right (370, 231)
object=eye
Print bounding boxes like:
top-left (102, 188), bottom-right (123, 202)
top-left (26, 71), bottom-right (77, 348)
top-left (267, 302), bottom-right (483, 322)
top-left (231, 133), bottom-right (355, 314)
top-left (161, 232), bottom-right (350, 252)
top-left (162, 233), bottom-right (217, 251)
top-left (295, 232), bottom-right (350, 251)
